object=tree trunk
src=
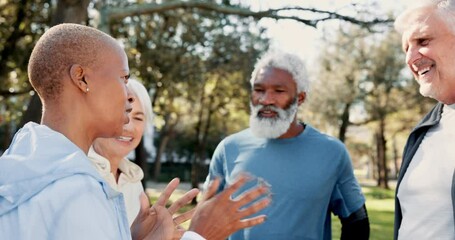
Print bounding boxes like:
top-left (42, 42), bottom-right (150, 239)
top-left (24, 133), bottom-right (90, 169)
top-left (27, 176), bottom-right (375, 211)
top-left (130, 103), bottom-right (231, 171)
top-left (392, 136), bottom-right (399, 179)
top-left (338, 102), bottom-right (351, 143)
top-left (369, 150), bottom-right (377, 180)
top-left (192, 95), bottom-right (216, 189)
top-left (2, 119), bottom-right (12, 151)
top-left (153, 113), bottom-right (178, 181)
top-left (190, 87), bottom-right (207, 204)
top-left (51, 0), bottom-right (90, 26)
top-left (200, 96), bottom-right (215, 161)
top-left (153, 132), bottom-right (170, 181)
top-left (18, 94), bottom-right (42, 128)
top-left (135, 138), bottom-right (148, 188)
top-left (375, 118), bottom-right (389, 189)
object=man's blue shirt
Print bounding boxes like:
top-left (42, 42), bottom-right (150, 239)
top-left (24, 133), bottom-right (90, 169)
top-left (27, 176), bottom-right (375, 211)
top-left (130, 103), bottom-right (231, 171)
top-left (205, 124), bottom-right (365, 240)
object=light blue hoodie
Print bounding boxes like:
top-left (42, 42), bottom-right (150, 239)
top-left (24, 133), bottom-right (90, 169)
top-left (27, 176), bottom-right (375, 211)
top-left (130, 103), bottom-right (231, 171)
top-left (0, 122), bottom-right (131, 239)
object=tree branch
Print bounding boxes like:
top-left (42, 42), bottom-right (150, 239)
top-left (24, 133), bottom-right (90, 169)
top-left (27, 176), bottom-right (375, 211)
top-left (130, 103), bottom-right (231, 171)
top-left (350, 118), bottom-right (375, 126)
top-left (102, 1), bottom-right (392, 29)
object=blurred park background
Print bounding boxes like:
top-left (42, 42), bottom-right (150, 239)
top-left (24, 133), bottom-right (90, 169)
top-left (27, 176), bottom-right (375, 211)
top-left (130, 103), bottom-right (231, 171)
top-left (0, 0), bottom-right (438, 239)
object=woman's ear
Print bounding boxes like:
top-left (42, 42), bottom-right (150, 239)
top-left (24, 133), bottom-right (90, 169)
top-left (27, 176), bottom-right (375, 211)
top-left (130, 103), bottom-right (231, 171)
top-left (69, 64), bottom-right (89, 93)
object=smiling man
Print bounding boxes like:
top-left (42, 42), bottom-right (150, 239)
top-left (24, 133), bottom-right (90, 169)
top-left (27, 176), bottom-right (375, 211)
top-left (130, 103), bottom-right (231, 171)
top-left (204, 51), bottom-right (369, 240)
top-left (393, 1), bottom-right (455, 239)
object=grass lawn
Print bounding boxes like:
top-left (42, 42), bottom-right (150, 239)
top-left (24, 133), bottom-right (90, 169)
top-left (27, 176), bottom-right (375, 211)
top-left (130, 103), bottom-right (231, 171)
top-left (332, 186), bottom-right (395, 240)
top-left (147, 184), bottom-right (395, 240)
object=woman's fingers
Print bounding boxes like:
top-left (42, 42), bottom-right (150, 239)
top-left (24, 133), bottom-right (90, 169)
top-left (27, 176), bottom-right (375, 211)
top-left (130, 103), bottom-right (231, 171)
top-left (155, 178), bottom-right (180, 207)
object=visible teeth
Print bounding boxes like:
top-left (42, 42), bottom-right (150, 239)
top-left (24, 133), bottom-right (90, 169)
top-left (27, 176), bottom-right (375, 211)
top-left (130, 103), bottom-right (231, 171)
top-left (117, 136), bottom-right (132, 142)
top-left (418, 66), bottom-right (431, 75)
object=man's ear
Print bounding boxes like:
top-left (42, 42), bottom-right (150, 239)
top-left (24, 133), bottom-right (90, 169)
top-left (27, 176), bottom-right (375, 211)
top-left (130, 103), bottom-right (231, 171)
top-left (297, 92), bottom-right (306, 105)
top-left (69, 64), bottom-right (88, 93)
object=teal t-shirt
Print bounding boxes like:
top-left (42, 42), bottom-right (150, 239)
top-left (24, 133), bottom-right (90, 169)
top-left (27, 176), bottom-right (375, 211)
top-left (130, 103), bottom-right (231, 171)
top-left (205, 124), bottom-right (365, 240)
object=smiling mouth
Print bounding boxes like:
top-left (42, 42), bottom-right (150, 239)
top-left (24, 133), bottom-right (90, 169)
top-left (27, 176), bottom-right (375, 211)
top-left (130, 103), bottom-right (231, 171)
top-left (258, 109), bottom-right (278, 118)
top-left (116, 136), bottom-right (133, 142)
top-left (418, 66), bottom-right (431, 76)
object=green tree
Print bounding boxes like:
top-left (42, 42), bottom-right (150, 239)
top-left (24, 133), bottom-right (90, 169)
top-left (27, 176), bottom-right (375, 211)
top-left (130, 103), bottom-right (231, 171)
top-left (309, 25), bottom-right (434, 188)
top-left (106, 0), bottom-right (269, 185)
top-left (1, 0), bottom-right (394, 185)
top-left (0, 0), bottom-right (50, 150)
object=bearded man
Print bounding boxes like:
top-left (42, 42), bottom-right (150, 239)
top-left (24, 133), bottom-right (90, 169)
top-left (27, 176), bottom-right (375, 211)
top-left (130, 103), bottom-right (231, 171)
top-left (204, 51), bottom-right (369, 240)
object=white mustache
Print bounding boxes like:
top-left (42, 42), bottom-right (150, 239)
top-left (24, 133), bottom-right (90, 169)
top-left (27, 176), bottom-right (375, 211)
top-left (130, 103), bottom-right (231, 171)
top-left (254, 105), bottom-right (287, 119)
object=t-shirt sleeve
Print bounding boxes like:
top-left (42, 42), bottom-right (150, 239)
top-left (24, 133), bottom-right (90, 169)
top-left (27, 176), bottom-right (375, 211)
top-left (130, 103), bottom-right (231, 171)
top-left (329, 147), bottom-right (365, 218)
top-left (203, 140), bottom-right (227, 192)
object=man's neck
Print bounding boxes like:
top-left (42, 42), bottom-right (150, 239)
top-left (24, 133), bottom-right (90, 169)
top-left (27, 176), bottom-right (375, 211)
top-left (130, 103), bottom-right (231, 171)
top-left (278, 121), bottom-right (304, 139)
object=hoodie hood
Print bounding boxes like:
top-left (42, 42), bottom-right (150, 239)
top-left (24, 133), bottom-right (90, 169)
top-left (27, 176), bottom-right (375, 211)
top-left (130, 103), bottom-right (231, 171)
top-left (0, 122), bottom-right (114, 215)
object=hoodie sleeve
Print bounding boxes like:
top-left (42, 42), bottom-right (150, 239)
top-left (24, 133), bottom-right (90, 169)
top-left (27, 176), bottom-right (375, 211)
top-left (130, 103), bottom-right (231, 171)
top-left (1, 174), bottom-right (129, 240)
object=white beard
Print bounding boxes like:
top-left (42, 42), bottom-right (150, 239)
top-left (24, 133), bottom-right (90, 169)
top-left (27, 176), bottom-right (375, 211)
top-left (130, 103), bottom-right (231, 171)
top-left (249, 99), bottom-right (298, 139)
top-left (418, 80), bottom-right (437, 99)
top-left (419, 82), bottom-right (441, 101)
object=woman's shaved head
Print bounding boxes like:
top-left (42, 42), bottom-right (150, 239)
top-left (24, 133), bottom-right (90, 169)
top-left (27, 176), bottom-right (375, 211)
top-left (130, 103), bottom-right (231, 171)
top-left (28, 23), bottom-right (120, 101)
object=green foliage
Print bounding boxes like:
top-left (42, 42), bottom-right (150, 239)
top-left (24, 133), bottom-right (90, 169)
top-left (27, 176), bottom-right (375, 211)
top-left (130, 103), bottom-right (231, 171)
top-left (0, 0), bottom-right (51, 150)
top-left (307, 23), bottom-right (436, 185)
top-left (105, 0), bottom-right (269, 167)
top-left (148, 195), bottom-right (196, 211)
top-left (332, 186), bottom-right (395, 240)
top-left (363, 185), bottom-right (395, 200)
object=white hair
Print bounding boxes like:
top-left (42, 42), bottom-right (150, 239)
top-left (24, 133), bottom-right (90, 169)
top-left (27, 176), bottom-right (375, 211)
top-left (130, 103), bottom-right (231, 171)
top-left (395, 0), bottom-right (455, 34)
top-left (250, 50), bottom-right (310, 93)
top-left (127, 79), bottom-right (154, 135)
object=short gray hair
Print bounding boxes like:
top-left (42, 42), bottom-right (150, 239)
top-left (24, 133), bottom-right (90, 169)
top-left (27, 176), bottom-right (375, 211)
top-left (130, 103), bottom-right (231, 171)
top-left (395, 0), bottom-right (455, 34)
top-left (250, 50), bottom-right (309, 93)
top-left (127, 79), bottom-right (154, 135)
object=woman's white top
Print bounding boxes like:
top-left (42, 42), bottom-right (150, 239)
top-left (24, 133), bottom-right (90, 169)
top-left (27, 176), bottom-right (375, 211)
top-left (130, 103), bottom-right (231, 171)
top-left (88, 146), bottom-right (144, 226)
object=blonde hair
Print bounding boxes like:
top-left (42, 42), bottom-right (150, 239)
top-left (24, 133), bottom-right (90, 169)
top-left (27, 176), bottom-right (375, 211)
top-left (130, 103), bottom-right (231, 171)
top-left (28, 23), bottom-right (120, 101)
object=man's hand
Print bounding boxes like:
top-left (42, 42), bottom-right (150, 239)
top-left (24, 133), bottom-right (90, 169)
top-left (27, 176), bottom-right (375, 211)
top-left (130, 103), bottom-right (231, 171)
top-left (188, 174), bottom-right (271, 240)
top-left (131, 178), bottom-right (199, 240)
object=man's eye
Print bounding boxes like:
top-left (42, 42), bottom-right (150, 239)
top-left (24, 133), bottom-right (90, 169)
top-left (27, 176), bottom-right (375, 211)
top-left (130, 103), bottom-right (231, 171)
top-left (419, 39), bottom-right (429, 46)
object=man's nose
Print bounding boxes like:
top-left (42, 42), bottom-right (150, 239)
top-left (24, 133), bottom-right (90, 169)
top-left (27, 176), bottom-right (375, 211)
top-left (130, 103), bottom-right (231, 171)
top-left (258, 91), bottom-right (275, 105)
top-left (406, 45), bottom-right (421, 67)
